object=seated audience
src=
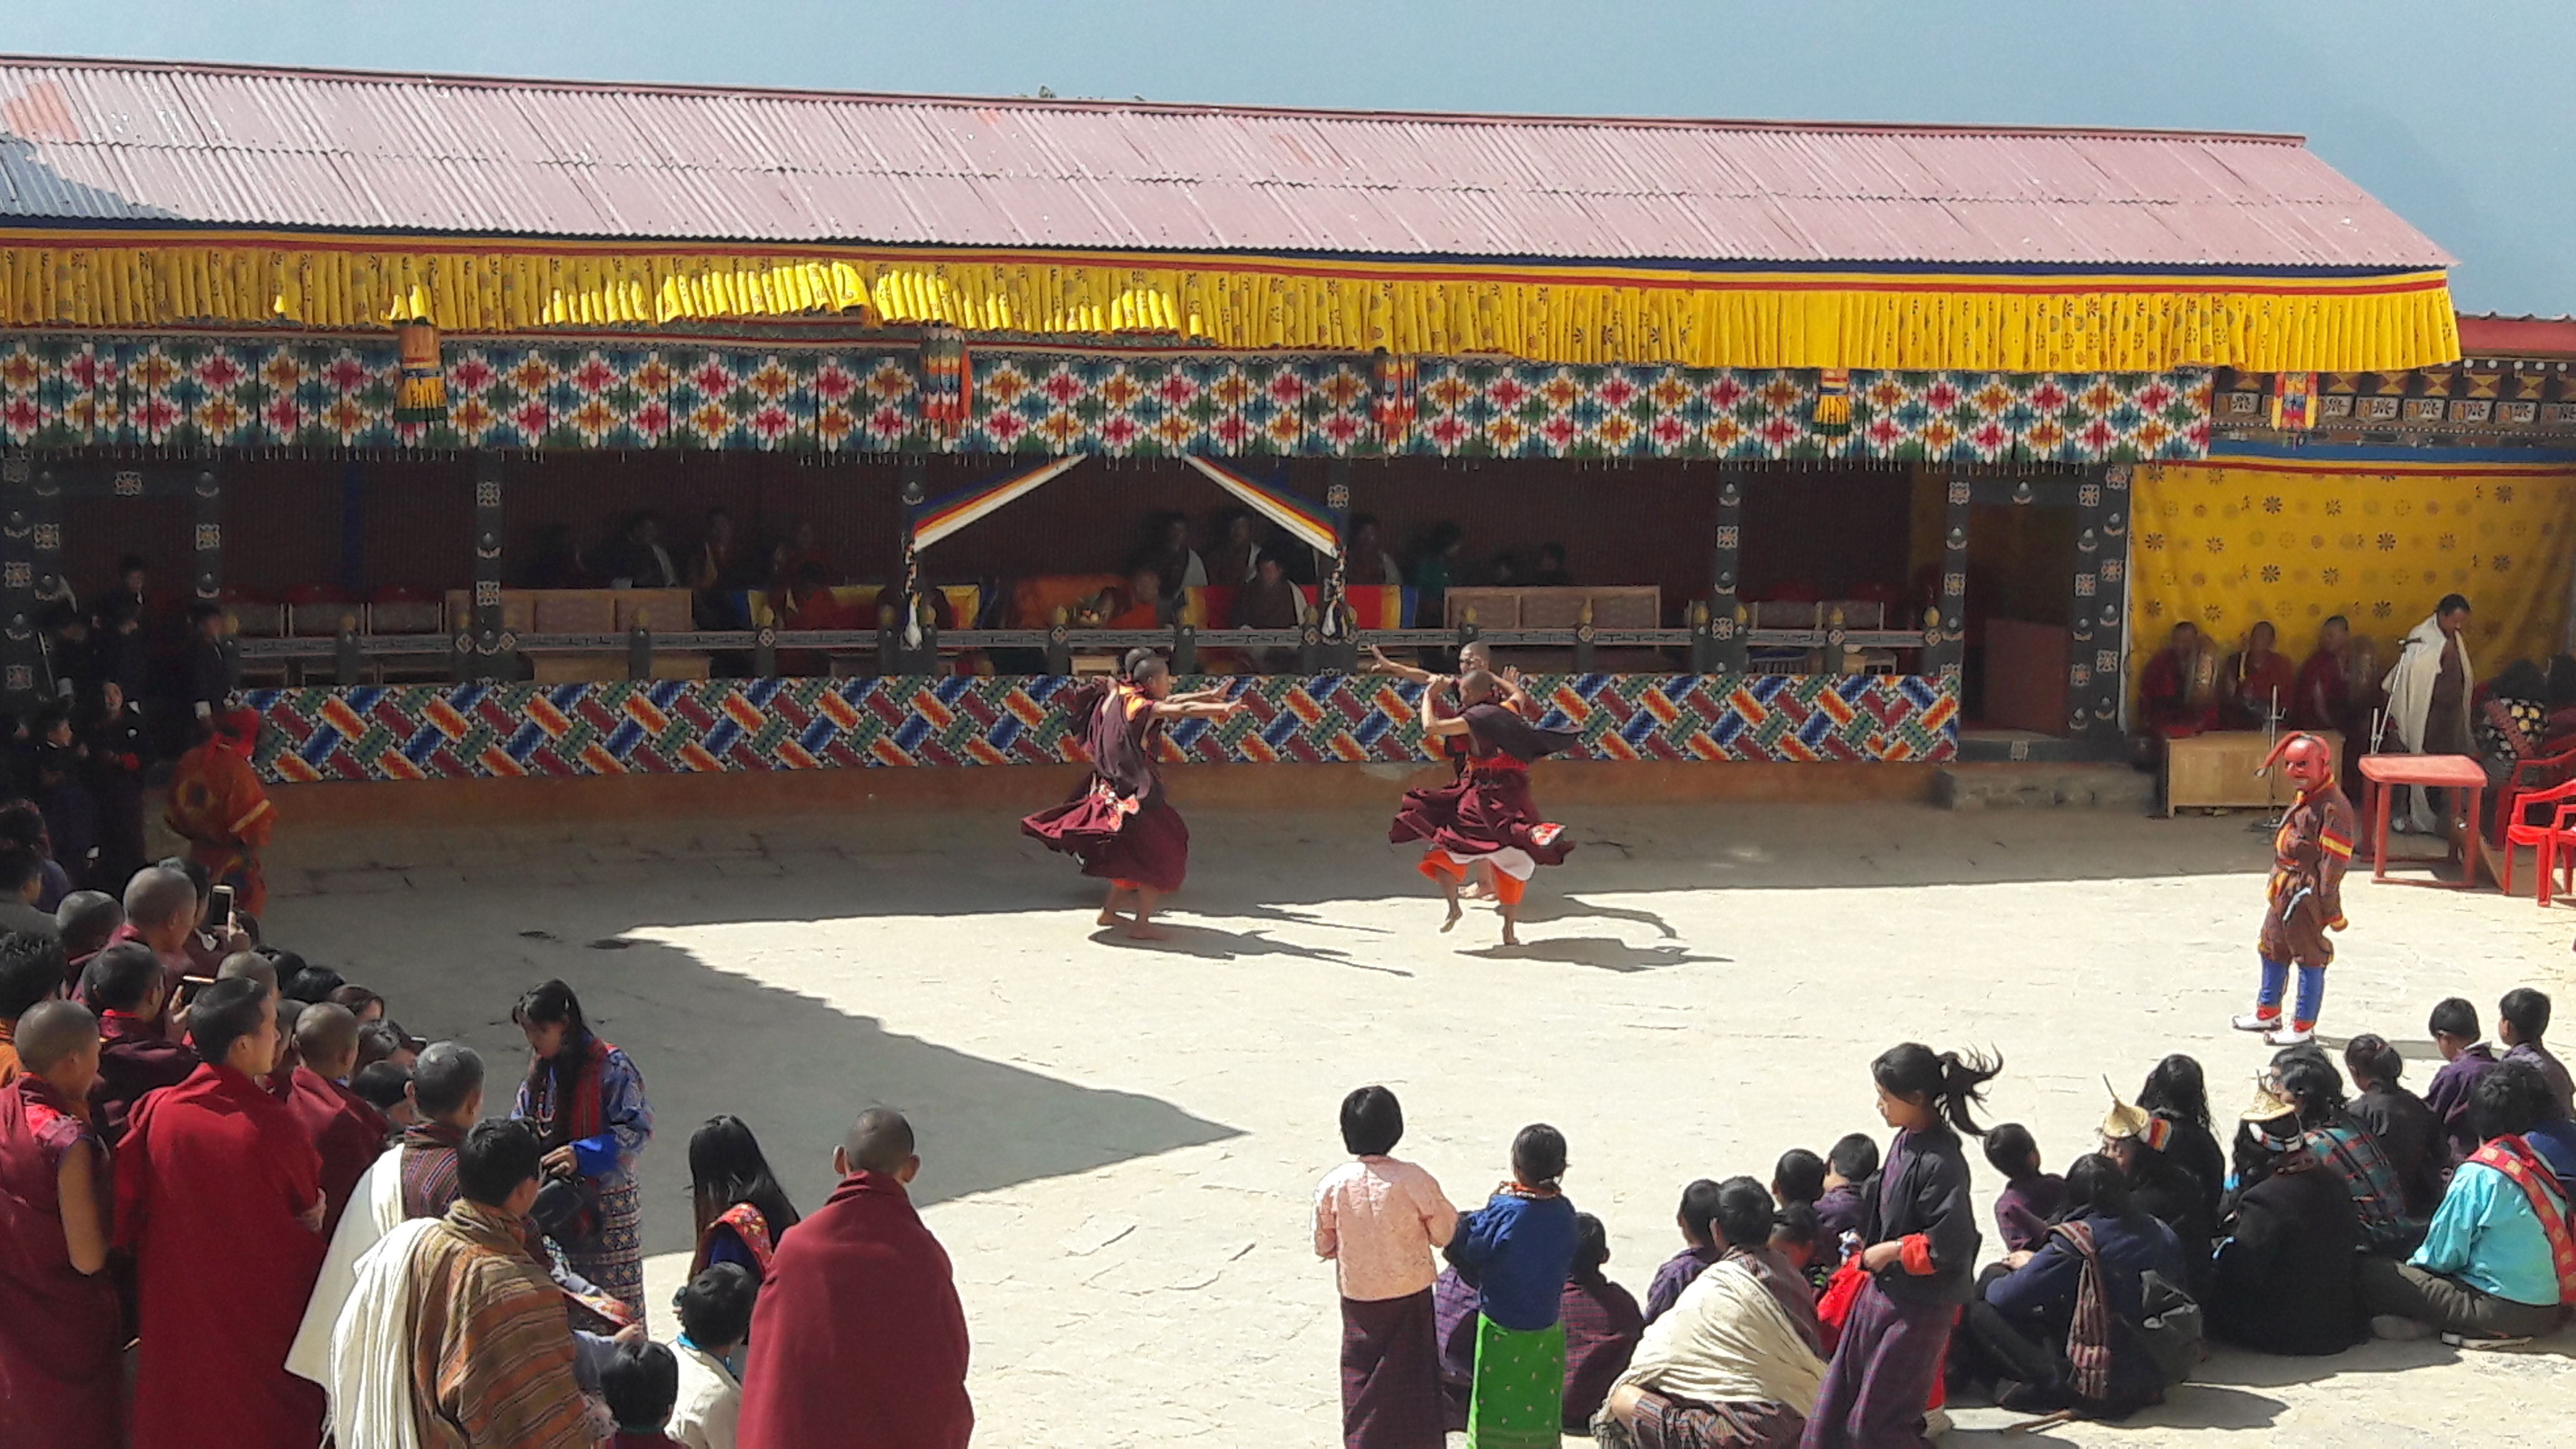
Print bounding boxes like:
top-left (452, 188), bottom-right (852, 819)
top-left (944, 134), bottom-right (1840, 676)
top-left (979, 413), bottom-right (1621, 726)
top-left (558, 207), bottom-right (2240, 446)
top-left (2425, 995), bottom-right (2499, 1166)
top-left (670, 1263), bottom-right (757, 1449)
top-left (2133, 1054), bottom-right (2227, 1227)
top-left (351, 1060), bottom-right (414, 1128)
top-left (2223, 621), bottom-right (2295, 729)
top-left (2359, 1061), bottom-right (2571, 1345)
top-left (2344, 1033), bottom-right (2443, 1219)
top-left (2290, 615), bottom-right (2356, 735)
top-left (1529, 543), bottom-right (1573, 588)
top-left (1959, 1154), bottom-right (2185, 1418)
top-left (0, 998), bottom-right (120, 1449)
top-left (1813, 1134), bottom-right (1876, 1245)
top-left (1983, 1122), bottom-right (2065, 1255)
top-left (2276, 1051), bottom-right (2419, 1253)
top-left (2497, 987), bottom-right (2572, 1121)
top-left (1559, 1212), bottom-right (1645, 1432)
top-left (2099, 1093), bottom-right (2218, 1295)
top-left (2208, 1085), bottom-right (2366, 1355)
top-left (690, 1114), bottom-right (806, 1281)
top-left (1101, 567), bottom-right (1169, 631)
top-left (1206, 510), bottom-right (1262, 587)
top-left (1595, 1177), bottom-right (1826, 1449)
top-left (605, 1339), bottom-right (686, 1448)
top-left (1645, 1178), bottom-right (1727, 1324)
top-left (54, 890), bottom-right (121, 977)
top-left (2136, 622), bottom-right (2220, 740)
top-left (1769, 1203), bottom-right (1827, 1295)
top-left (1345, 516), bottom-right (1402, 588)
top-left (1238, 555), bottom-right (1305, 670)
top-left (1141, 513), bottom-right (1208, 597)
top-left (1771, 1148), bottom-right (1824, 1217)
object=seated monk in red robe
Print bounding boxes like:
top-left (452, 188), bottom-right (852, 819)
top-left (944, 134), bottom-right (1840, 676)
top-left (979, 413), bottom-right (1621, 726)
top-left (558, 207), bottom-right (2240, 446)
top-left (1101, 566), bottom-right (1169, 632)
top-left (114, 977), bottom-right (328, 1449)
top-left (2292, 615), bottom-right (2355, 734)
top-left (2137, 622), bottom-right (2220, 739)
top-left (0, 1001), bottom-right (121, 1449)
top-left (2223, 620), bottom-right (2297, 729)
top-left (738, 1108), bottom-right (970, 1449)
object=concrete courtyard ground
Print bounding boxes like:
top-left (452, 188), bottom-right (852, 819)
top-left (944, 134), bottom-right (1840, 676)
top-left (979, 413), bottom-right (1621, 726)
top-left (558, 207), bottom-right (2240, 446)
top-left (253, 790), bottom-right (2576, 1446)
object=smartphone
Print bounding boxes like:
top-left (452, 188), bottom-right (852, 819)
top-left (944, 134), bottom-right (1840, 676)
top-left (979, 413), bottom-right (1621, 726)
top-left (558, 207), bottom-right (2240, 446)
top-left (208, 884), bottom-right (237, 932)
top-left (175, 974), bottom-right (217, 1008)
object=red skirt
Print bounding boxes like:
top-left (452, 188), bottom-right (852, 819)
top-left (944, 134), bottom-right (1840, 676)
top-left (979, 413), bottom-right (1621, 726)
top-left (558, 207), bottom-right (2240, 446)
top-left (1387, 768), bottom-right (1571, 869)
top-left (1023, 781), bottom-right (1191, 894)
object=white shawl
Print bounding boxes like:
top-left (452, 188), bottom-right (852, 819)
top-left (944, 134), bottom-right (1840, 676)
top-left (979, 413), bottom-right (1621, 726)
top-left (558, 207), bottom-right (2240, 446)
top-left (2382, 613), bottom-right (2474, 752)
top-left (1615, 1257), bottom-right (1828, 1413)
top-left (324, 1215), bottom-right (441, 1449)
top-left (288, 1147), bottom-right (406, 1411)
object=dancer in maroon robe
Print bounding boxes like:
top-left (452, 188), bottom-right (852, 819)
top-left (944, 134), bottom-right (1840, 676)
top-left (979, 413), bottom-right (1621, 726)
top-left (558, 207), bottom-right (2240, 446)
top-left (1389, 669), bottom-right (1579, 945)
top-left (114, 977), bottom-right (329, 1449)
top-left (1022, 653), bottom-right (1245, 940)
top-left (0, 1002), bottom-right (120, 1449)
top-left (738, 1109), bottom-right (971, 1449)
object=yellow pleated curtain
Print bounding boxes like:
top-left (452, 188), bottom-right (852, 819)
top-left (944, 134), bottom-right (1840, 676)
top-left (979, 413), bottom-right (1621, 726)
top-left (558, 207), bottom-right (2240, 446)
top-left (2129, 461), bottom-right (2576, 698)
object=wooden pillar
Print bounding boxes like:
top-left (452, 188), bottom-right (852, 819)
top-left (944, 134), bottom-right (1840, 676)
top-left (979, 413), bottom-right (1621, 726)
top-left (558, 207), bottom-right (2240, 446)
top-left (1922, 465), bottom-right (1973, 689)
top-left (1709, 467), bottom-right (1745, 621)
top-left (461, 455), bottom-right (511, 683)
top-left (0, 459), bottom-right (39, 708)
top-left (191, 468), bottom-right (239, 693)
top-left (2066, 466), bottom-right (2132, 736)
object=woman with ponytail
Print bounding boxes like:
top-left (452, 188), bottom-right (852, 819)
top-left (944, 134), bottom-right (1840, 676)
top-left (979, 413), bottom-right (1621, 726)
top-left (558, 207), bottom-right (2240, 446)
top-left (1800, 1043), bottom-right (2000, 1448)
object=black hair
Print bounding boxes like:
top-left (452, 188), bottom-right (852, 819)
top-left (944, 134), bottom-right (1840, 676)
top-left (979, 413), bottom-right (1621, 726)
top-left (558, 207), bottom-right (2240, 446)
top-left (1982, 1121), bottom-right (2040, 1179)
top-left (354, 1020), bottom-right (405, 1070)
top-left (1676, 1178), bottom-right (1725, 1246)
top-left (2344, 1033), bottom-right (2404, 1088)
top-left (283, 964), bottom-right (347, 1004)
top-left (674, 1262), bottom-right (759, 1351)
top-left (0, 801), bottom-right (44, 850)
top-left (1871, 1042), bottom-right (2003, 1138)
top-left (189, 975), bottom-right (271, 1066)
top-left (116, 554), bottom-right (146, 576)
top-left (1767, 1199), bottom-right (1818, 1253)
top-left (2492, 659), bottom-right (2549, 703)
top-left (0, 849), bottom-right (40, 896)
top-left (1772, 1148), bottom-right (1825, 1207)
top-left (2474, 1060), bottom-right (2551, 1142)
top-left (2437, 593), bottom-right (2472, 617)
top-left (2500, 987), bottom-right (2552, 1043)
top-left (1827, 1133), bottom-right (1881, 1182)
top-left (2137, 1054), bottom-right (2213, 1131)
top-left (350, 1061), bottom-right (411, 1113)
top-left (0, 930), bottom-right (66, 1018)
top-left (2429, 996), bottom-right (2482, 1042)
top-left (689, 1114), bottom-right (804, 1244)
top-left (411, 1042), bottom-right (485, 1118)
top-left (1511, 1123), bottom-right (1567, 1187)
top-left (1700, 1175), bottom-right (1766, 1251)
top-left (1568, 1211), bottom-right (1610, 1283)
top-left (1339, 1085), bottom-right (1404, 1157)
top-left (81, 941), bottom-right (164, 1013)
top-left (513, 979), bottom-right (593, 1144)
top-left (602, 1339), bottom-right (680, 1432)
top-left (456, 1119), bottom-right (544, 1208)
top-left (2275, 1052), bottom-right (2348, 1124)
top-left (2063, 1153), bottom-right (2132, 1218)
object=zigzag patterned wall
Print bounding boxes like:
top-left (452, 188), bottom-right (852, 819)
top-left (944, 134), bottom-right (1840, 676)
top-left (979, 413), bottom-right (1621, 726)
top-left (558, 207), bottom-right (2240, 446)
top-left (248, 673), bottom-right (1958, 781)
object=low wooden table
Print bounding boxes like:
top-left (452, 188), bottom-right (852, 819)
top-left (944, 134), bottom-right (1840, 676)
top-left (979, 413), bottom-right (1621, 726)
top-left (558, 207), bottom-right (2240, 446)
top-left (2356, 752), bottom-right (2488, 887)
top-left (2164, 730), bottom-right (2344, 815)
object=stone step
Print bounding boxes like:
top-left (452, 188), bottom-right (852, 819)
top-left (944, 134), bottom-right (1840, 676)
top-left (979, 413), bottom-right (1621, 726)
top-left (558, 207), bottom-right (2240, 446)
top-left (1933, 763), bottom-right (2155, 811)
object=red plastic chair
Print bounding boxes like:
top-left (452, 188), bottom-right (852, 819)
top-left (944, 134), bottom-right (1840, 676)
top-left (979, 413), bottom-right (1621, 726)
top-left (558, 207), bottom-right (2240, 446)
top-left (2499, 776), bottom-right (2576, 904)
top-left (2492, 742), bottom-right (2576, 844)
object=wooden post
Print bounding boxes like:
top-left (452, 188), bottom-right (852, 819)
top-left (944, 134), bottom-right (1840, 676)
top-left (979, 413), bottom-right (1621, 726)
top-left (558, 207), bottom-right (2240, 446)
top-left (2067, 466), bottom-right (2132, 736)
top-left (1573, 598), bottom-right (1597, 673)
top-left (1710, 466), bottom-right (1745, 627)
top-left (752, 626), bottom-right (777, 680)
top-left (335, 624), bottom-right (366, 686)
top-left (190, 468), bottom-right (243, 694)
top-left (465, 456), bottom-right (510, 683)
top-left (1923, 465), bottom-right (1973, 690)
top-left (1043, 607), bottom-right (1072, 676)
top-left (876, 605), bottom-right (900, 676)
top-left (627, 625), bottom-right (653, 681)
top-left (0, 460), bottom-right (39, 709)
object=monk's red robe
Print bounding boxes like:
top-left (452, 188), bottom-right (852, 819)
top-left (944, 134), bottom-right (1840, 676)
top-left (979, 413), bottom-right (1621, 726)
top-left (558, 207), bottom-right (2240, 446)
top-left (2291, 649), bottom-right (2352, 734)
top-left (2137, 648), bottom-right (2217, 738)
top-left (2225, 648), bottom-right (2297, 729)
top-left (162, 739), bottom-right (275, 917)
top-left (736, 1170), bottom-right (972, 1449)
top-left (283, 1066), bottom-right (389, 1239)
top-left (89, 1009), bottom-right (196, 1149)
top-left (114, 1063), bottom-right (327, 1449)
top-left (0, 1077), bottom-right (122, 1449)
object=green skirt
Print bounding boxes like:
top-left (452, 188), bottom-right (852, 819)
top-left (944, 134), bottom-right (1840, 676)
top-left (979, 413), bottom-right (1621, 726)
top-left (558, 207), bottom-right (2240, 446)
top-left (1467, 1316), bottom-right (1565, 1449)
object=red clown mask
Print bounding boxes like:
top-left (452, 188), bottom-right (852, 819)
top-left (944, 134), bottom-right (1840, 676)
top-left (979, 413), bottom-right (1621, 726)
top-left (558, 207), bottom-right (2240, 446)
top-left (2260, 731), bottom-right (2334, 793)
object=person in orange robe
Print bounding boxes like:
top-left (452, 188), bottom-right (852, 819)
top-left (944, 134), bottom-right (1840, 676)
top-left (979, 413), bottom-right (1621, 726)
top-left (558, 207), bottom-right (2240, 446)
top-left (114, 977), bottom-right (328, 1449)
top-left (0, 1001), bottom-right (120, 1449)
top-left (163, 708), bottom-right (274, 918)
top-left (2223, 620), bottom-right (2298, 730)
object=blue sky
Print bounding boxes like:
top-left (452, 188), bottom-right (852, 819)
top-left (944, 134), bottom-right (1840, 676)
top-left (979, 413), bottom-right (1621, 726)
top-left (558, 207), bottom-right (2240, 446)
top-left (19, 0), bottom-right (2571, 313)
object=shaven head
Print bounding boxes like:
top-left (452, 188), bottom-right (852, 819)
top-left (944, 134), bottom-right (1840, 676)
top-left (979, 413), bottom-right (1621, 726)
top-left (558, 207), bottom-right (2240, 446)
top-left (54, 890), bottom-right (122, 960)
top-left (295, 1002), bottom-right (361, 1079)
top-left (122, 867), bottom-right (198, 937)
top-left (81, 941), bottom-right (165, 1017)
top-left (217, 950), bottom-right (278, 997)
top-left (14, 998), bottom-right (98, 1078)
top-left (841, 1107), bottom-right (919, 1179)
top-left (1458, 668), bottom-right (1498, 706)
top-left (409, 1042), bottom-right (485, 1123)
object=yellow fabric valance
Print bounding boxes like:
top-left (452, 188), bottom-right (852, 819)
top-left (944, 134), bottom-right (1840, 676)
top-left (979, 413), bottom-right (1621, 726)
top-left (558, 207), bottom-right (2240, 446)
top-left (0, 228), bottom-right (2462, 374)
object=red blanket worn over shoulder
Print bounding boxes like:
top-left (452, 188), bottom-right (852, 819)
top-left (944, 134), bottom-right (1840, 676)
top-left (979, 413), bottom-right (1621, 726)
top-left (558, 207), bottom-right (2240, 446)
top-left (736, 1170), bottom-right (972, 1449)
top-left (283, 1066), bottom-right (390, 1239)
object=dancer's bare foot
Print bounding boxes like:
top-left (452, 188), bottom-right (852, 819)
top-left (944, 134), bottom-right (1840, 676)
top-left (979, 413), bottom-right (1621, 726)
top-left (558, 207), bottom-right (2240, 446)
top-left (1125, 920), bottom-right (1172, 941)
top-left (1500, 923), bottom-right (1521, 947)
top-left (1442, 899), bottom-right (1462, 932)
top-left (1097, 909), bottom-right (1128, 928)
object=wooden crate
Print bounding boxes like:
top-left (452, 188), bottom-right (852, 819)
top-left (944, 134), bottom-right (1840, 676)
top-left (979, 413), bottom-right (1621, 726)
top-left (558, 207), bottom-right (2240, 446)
top-left (2165, 730), bottom-right (2344, 814)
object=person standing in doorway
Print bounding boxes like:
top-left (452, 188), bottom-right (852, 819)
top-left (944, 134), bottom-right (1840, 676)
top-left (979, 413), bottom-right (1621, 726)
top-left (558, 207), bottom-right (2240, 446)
top-left (2382, 594), bottom-right (2474, 833)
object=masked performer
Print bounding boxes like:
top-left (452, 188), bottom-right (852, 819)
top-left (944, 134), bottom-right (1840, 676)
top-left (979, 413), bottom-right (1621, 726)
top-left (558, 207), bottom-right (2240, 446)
top-left (2232, 733), bottom-right (2357, 1045)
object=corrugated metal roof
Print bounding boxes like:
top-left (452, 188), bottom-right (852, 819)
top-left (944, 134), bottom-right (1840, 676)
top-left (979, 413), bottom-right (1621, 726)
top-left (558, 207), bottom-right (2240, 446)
top-left (0, 55), bottom-right (2452, 270)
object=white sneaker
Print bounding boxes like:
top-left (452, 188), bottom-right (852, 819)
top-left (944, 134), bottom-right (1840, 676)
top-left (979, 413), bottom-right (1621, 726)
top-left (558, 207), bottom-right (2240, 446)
top-left (2390, 816), bottom-right (2416, 834)
top-left (2442, 1331), bottom-right (2533, 1350)
top-left (2266, 1023), bottom-right (2316, 1046)
top-left (2232, 1012), bottom-right (2282, 1033)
